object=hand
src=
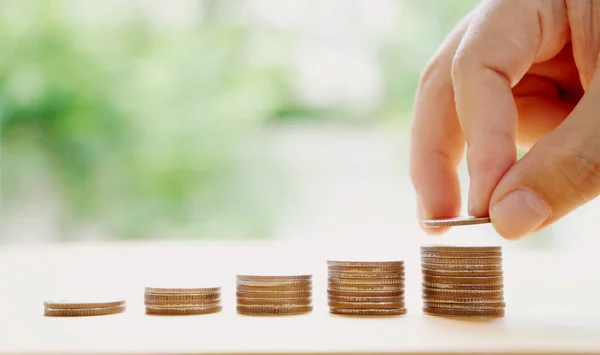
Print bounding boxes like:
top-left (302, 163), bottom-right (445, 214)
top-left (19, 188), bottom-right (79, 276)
top-left (410, 0), bottom-right (600, 240)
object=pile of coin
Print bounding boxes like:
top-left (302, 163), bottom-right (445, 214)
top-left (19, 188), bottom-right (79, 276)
top-left (421, 246), bottom-right (505, 318)
top-left (43, 299), bottom-right (126, 317)
top-left (327, 261), bottom-right (406, 316)
top-left (236, 275), bottom-right (313, 316)
top-left (144, 286), bottom-right (222, 316)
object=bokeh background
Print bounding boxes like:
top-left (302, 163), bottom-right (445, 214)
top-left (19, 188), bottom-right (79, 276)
top-left (2, 0), bottom-right (597, 252)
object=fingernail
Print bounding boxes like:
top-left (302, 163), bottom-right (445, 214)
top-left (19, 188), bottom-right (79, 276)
top-left (468, 187), bottom-right (477, 215)
top-left (490, 189), bottom-right (551, 239)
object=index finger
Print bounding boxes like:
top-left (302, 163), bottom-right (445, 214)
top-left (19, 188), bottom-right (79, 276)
top-left (451, 0), bottom-right (569, 217)
top-left (410, 12), bottom-right (474, 234)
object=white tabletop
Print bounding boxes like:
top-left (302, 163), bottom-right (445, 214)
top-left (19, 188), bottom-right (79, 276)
top-left (0, 240), bottom-right (599, 354)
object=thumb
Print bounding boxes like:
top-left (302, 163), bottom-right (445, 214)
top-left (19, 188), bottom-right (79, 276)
top-left (489, 71), bottom-right (600, 240)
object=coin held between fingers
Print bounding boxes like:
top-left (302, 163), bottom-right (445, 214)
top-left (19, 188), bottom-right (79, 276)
top-left (421, 216), bottom-right (491, 228)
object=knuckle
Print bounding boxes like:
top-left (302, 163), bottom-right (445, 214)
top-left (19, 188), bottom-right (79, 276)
top-left (466, 133), bottom-right (515, 170)
top-left (417, 54), bottom-right (451, 93)
top-left (450, 51), bottom-right (468, 84)
top-left (553, 143), bottom-right (600, 202)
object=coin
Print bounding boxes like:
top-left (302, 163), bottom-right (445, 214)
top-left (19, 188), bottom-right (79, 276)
top-left (421, 258), bottom-right (501, 265)
top-left (236, 275), bottom-right (312, 281)
top-left (236, 280), bottom-right (312, 287)
top-left (328, 295), bottom-right (404, 303)
top-left (423, 307), bottom-right (504, 318)
top-left (43, 299), bottom-right (126, 310)
top-left (327, 261), bottom-right (404, 268)
top-left (424, 297), bottom-right (504, 304)
top-left (327, 289), bottom-right (405, 297)
top-left (329, 308), bottom-right (407, 316)
top-left (237, 298), bottom-right (311, 306)
top-left (146, 305), bottom-right (222, 316)
top-left (421, 246), bottom-right (501, 253)
top-left (328, 301), bottom-right (405, 309)
top-left (236, 291), bottom-right (312, 299)
top-left (327, 277), bottom-right (404, 285)
top-left (422, 282), bottom-right (503, 290)
top-left (422, 275), bottom-right (503, 285)
top-left (236, 284), bottom-right (312, 293)
top-left (44, 305), bottom-right (126, 317)
top-left (144, 292), bottom-right (220, 301)
top-left (236, 305), bottom-right (312, 316)
top-left (421, 263), bottom-right (502, 271)
top-left (328, 283), bottom-right (403, 291)
top-left (421, 267), bottom-right (503, 277)
top-left (328, 272), bottom-right (404, 279)
top-left (422, 288), bottom-right (504, 298)
top-left (421, 216), bottom-right (491, 227)
top-left (424, 301), bottom-right (505, 309)
top-left (144, 299), bottom-right (220, 307)
top-left (145, 287), bottom-right (221, 294)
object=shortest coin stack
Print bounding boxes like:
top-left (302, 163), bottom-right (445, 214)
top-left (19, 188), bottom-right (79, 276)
top-left (44, 298), bottom-right (126, 317)
top-left (327, 261), bottom-right (406, 316)
top-left (236, 275), bottom-right (313, 316)
top-left (144, 286), bottom-right (222, 316)
top-left (421, 246), bottom-right (505, 318)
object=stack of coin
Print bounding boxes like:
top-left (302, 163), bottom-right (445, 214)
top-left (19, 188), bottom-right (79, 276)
top-left (144, 286), bottom-right (222, 316)
top-left (236, 275), bottom-right (313, 316)
top-left (44, 299), bottom-right (126, 317)
top-left (421, 246), bottom-right (505, 318)
top-left (327, 261), bottom-right (406, 316)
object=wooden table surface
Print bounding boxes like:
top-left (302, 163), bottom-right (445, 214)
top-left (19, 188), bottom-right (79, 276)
top-left (0, 240), bottom-right (599, 354)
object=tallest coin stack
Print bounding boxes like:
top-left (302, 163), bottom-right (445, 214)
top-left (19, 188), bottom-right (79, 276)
top-left (420, 246), bottom-right (505, 317)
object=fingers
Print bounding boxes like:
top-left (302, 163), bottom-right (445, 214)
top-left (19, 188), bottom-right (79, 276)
top-left (567, 0), bottom-right (600, 90)
top-left (490, 71), bottom-right (600, 239)
top-left (525, 42), bottom-right (585, 107)
top-left (410, 12), bottom-right (475, 235)
top-left (512, 45), bottom-right (581, 149)
top-left (515, 96), bottom-right (572, 149)
top-left (451, 0), bottom-right (569, 217)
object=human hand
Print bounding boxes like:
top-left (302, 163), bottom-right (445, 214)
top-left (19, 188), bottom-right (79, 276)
top-left (410, 0), bottom-right (600, 239)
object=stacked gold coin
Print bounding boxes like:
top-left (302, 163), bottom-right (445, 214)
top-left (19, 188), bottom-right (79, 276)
top-left (236, 275), bottom-right (313, 316)
top-left (421, 246), bottom-right (505, 318)
top-left (144, 287), bottom-right (222, 316)
top-left (327, 261), bottom-right (406, 316)
top-left (43, 299), bottom-right (126, 317)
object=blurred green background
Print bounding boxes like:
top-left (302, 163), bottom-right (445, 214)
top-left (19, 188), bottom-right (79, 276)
top-left (1, 0), bottom-right (483, 242)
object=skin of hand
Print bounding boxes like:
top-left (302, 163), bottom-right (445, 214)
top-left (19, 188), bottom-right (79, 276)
top-left (410, 0), bottom-right (600, 240)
